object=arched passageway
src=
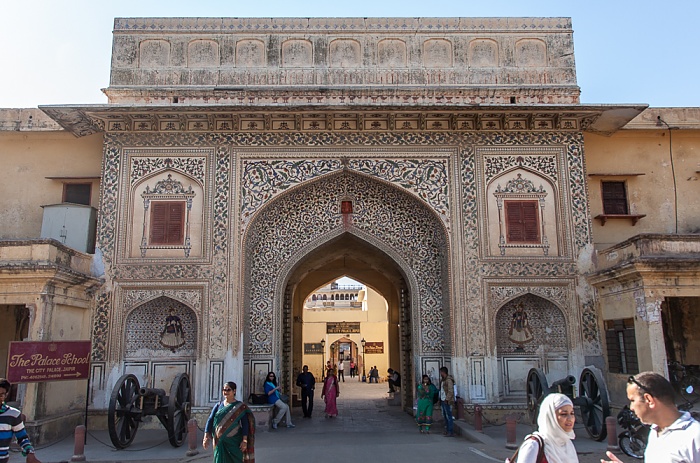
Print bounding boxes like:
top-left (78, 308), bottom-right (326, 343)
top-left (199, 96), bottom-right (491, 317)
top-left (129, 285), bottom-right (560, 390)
top-left (242, 171), bottom-right (452, 411)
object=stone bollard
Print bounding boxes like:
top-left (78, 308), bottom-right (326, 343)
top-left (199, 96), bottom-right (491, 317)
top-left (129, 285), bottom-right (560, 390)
top-left (455, 397), bottom-right (465, 420)
top-left (186, 418), bottom-right (199, 457)
top-left (606, 416), bottom-right (619, 451)
top-left (70, 425), bottom-right (86, 462)
top-left (505, 415), bottom-right (518, 449)
top-left (473, 404), bottom-right (483, 432)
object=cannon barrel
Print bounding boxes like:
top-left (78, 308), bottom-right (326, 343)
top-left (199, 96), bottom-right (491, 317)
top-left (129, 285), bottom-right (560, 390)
top-left (139, 387), bottom-right (167, 398)
top-left (550, 375), bottom-right (576, 389)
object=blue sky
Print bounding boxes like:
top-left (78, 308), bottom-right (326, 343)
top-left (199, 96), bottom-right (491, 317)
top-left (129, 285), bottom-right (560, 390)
top-left (1, 0), bottom-right (697, 108)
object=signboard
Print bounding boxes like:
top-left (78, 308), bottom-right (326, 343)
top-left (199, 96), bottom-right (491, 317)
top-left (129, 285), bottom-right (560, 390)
top-left (326, 322), bottom-right (361, 334)
top-left (7, 341), bottom-right (91, 383)
top-left (364, 342), bottom-right (384, 354)
top-left (304, 343), bottom-right (324, 354)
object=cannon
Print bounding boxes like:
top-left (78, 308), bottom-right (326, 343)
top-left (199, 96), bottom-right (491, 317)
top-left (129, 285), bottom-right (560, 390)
top-left (107, 372), bottom-right (192, 449)
top-left (526, 366), bottom-right (610, 441)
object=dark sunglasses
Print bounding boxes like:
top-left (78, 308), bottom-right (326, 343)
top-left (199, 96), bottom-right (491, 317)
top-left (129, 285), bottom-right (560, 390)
top-left (222, 388), bottom-right (233, 392)
top-left (628, 376), bottom-right (648, 393)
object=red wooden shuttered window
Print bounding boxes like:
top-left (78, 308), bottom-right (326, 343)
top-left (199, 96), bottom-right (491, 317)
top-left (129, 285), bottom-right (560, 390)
top-left (150, 201), bottom-right (185, 245)
top-left (601, 181), bottom-right (629, 215)
top-left (505, 200), bottom-right (540, 243)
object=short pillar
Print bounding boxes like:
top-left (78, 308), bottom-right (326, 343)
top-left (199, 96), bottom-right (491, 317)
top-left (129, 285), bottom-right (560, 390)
top-left (455, 397), bottom-right (465, 420)
top-left (473, 404), bottom-right (483, 432)
top-left (505, 415), bottom-right (518, 449)
top-left (606, 416), bottom-right (619, 451)
top-left (186, 419), bottom-right (199, 457)
top-left (70, 425), bottom-right (86, 462)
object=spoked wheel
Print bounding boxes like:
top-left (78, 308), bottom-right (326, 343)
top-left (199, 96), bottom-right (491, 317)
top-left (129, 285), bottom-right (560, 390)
top-left (166, 373), bottom-right (192, 447)
top-left (578, 367), bottom-right (610, 441)
top-left (108, 374), bottom-right (142, 449)
top-left (526, 368), bottom-right (550, 427)
top-left (618, 432), bottom-right (646, 460)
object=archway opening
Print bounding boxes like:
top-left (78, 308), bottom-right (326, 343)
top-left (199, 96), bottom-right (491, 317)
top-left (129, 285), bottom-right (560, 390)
top-left (285, 232), bottom-right (412, 409)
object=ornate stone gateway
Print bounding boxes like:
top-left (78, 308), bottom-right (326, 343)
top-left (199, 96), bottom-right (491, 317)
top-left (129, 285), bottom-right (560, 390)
top-left (39, 17), bottom-right (644, 415)
top-left (242, 169), bottom-right (451, 396)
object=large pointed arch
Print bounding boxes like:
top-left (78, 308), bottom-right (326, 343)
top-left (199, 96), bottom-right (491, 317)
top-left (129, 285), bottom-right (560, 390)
top-left (241, 170), bottom-right (452, 397)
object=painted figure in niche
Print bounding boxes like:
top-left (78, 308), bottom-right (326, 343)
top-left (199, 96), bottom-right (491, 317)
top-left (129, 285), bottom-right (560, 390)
top-left (160, 308), bottom-right (185, 352)
top-left (508, 303), bottom-right (534, 351)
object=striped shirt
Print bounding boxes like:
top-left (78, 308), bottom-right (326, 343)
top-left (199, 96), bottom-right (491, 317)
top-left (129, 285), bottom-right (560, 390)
top-left (0, 403), bottom-right (34, 462)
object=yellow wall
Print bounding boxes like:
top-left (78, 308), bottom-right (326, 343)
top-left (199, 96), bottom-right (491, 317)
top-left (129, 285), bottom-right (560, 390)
top-left (301, 286), bottom-right (390, 380)
top-left (0, 130), bottom-right (103, 240)
top-left (585, 128), bottom-right (700, 250)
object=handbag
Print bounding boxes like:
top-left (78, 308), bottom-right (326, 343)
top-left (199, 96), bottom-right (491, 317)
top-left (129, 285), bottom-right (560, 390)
top-left (248, 393), bottom-right (268, 405)
top-left (279, 393), bottom-right (290, 403)
top-left (505, 434), bottom-right (545, 463)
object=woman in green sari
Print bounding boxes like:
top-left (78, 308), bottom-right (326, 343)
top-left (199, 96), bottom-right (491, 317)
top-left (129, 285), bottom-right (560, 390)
top-left (203, 381), bottom-right (256, 463)
top-left (415, 374), bottom-right (438, 434)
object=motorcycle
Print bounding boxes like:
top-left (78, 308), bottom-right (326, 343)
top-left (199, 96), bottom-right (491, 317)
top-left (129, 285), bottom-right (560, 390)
top-left (617, 405), bottom-right (649, 460)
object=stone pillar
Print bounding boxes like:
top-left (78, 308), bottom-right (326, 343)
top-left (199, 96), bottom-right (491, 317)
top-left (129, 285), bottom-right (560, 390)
top-left (634, 294), bottom-right (668, 375)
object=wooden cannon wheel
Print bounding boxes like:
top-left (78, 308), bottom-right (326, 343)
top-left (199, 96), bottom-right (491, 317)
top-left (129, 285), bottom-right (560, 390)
top-left (578, 367), bottom-right (610, 441)
top-left (108, 374), bottom-right (141, 449)
top-left (526, 368), bottom-right (550, 427)
top-left (166, 372), bottom-right (192, 447)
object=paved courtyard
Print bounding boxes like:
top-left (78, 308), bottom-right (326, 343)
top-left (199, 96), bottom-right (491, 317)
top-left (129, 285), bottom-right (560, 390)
top-left (12, 379), bottom-right (625, 463)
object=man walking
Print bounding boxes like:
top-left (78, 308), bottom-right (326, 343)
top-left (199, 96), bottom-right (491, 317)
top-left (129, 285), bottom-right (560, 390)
top-left (439, 367), bottom-right (456, 437)
top-left (0, 378), bottom-right (40, 463)
top-left (601, 371), bottom-right (700, 463)
top-left (338, 360), bottom-right (345, 382)
top-left (296, 365), bottom-right (316, 418)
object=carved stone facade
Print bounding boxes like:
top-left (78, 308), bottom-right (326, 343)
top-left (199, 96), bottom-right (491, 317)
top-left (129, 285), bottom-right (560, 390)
top-left (38, 17), bottom-right (649, 412)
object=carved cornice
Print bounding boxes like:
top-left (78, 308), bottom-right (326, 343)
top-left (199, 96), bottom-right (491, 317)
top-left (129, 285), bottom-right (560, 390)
top-left (41, 103), bottom-right (644, 138)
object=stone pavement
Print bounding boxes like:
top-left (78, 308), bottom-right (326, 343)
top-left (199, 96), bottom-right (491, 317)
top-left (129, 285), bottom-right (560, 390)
top-left (10, 379), bottom-right (629, 463)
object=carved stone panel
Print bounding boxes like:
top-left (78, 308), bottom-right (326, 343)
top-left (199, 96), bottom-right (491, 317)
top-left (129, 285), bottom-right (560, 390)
top-left (469, 39), bottom-right (498, 67)
top-left (515, 39), bottom-right (547, 67)
top-left (377, 39), bottom-right (407, 67)
top-left (329, 39), bottom-right (361, 68)
top-left (140, 40), bottom-right (170, 68)
top-left (188, 40), bottom-right (219, 67)
top-left (282, 39), bottom-right (313, 67)
top-left (423, 39), bottom-right (453, 68)
top-left (236, 39), bottom-right (266, 67)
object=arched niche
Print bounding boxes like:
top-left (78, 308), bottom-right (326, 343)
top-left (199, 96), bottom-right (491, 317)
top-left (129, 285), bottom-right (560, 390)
top-left (139, 40), bottom-right (170, 68)
top-left (281, 39), bottom-right (313, 67)
top-left (515, 38), bottom-right (547, 67)
top-left (188, 39), bottom-right (220, 67)
top-left (236, 39), bottom-right (266, 67)
top-left (377, 39), bottom-right (407, 67)
top-left (495, 293), bottom-right (569, 398)
top-left (485, 168), bottom-right (560, 257)
top-left (329, 39), bottom-right (361, 68)
top-left (422, 39), bottom-right (453, 68)
top-left (469, 39), bottom-right (499, 67)
top-left (128, 170), bottom-right (205, 259)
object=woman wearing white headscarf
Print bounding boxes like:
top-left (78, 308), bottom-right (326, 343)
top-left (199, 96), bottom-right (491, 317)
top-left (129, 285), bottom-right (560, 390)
top-left (517, 393), bottom-right (579, 463)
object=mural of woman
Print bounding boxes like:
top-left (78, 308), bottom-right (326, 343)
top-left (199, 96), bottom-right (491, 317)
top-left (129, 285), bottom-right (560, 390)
top-left (508, 303), bottom-right (534, 350)
top-left (160, 308), bottom-right (185, 352)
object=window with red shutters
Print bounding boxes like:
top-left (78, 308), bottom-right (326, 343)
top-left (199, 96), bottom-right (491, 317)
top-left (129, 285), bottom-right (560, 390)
top-left (505, 200), bottom-right (540, 243)
top-left (602, 181), bottom-right (629, 215)
top-left (150, 201), bottom-right (185, 245)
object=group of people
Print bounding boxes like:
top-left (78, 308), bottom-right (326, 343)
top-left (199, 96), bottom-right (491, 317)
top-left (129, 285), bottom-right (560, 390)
top-left (3, 368), bottom-right (698, 463)
top-left (413, 367), bottom-right (456, 436)
top-left (508, 371), bottom-right (700, 463)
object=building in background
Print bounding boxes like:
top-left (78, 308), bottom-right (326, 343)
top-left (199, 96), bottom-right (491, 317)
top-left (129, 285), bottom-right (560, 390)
top-left (1, 17), bottom-right (698, 440)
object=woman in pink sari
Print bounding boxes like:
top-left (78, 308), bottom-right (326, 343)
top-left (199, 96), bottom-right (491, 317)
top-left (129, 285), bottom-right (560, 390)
top-left (321, 369), bottom-right (340, 418)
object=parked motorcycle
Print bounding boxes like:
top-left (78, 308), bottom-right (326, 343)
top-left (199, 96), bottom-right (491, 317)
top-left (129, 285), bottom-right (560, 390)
top-left (617, 405), bottom-right (649, 460)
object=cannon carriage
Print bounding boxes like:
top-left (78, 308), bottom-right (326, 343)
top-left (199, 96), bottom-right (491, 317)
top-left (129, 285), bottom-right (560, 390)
top-left (526, 366), bottom-right (610, 441)
top-left (107, 372), bottom-right (192, 449)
